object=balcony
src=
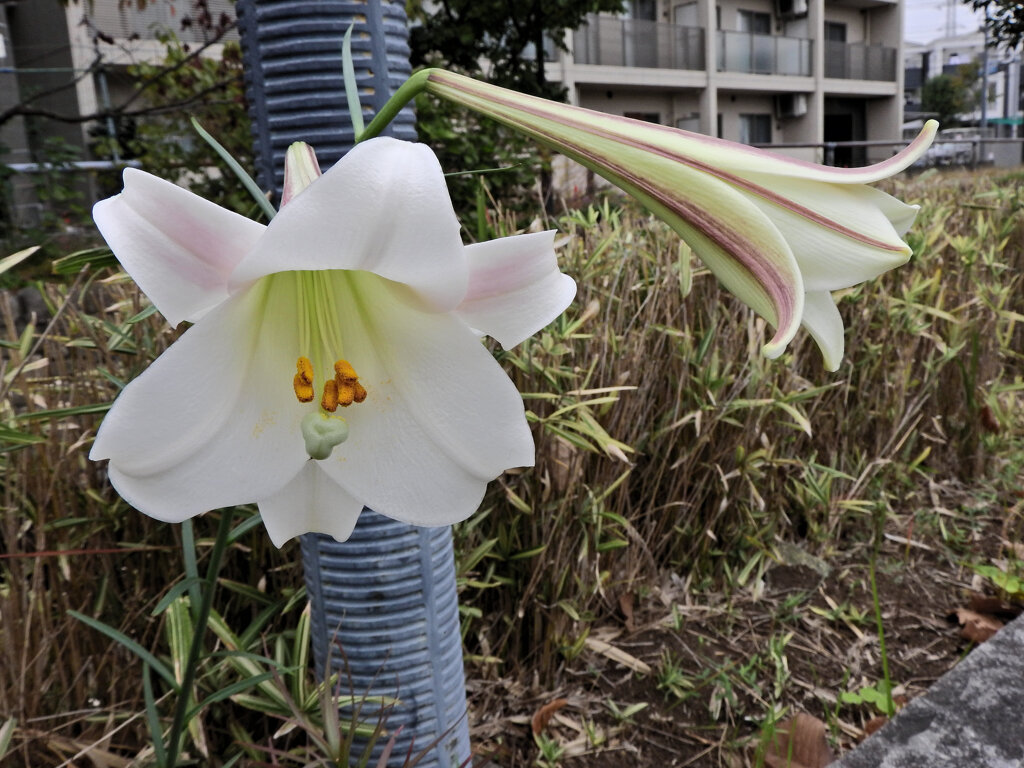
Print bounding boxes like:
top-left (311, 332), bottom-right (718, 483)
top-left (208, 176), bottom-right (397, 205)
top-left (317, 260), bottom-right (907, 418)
top-left (573, 15), bottom-right (705, 71)
top-left (825, 41), bottom-right (897, 81)
top-left (717, 31), bottom-right (811, 76)
top-left (87, 0), bottom-right (238, 43)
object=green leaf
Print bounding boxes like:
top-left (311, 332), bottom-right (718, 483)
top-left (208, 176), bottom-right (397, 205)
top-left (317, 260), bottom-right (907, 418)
top-left (0, 717), bottom-right (16, 760)
top-left (152, 578), bottom-right (206, 617)
top-left (69, 610), bottom-right (179, 691)
top-left (0, 425), bottom-right (46, 452)
top-left (51, 246), bottom-right (117, 276)
top-left (180, 520), bottom-right (202, 616)
top-left (342, 24), bottom-right (365, 137)
top-left (0, 246), bottom-right (39, 276)
top-left (191, 117), bottom-right (276, 222)
top-left (126, 304), bottom-right (158, 324)
top-left (142, 665), bottom-right (168, 768)
top-left (227, 512), bottom-right (263, 544)
top-left (183, 672), bottom-right (276, 722)
top-left (15, 403), bottom-right (110, 421)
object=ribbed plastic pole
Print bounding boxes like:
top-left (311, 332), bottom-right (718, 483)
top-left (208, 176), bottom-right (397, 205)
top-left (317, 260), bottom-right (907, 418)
top-left (235, 3), bottom-right (471, 766)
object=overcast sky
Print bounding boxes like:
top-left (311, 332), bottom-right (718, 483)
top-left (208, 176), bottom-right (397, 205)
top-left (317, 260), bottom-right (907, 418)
top-left (904, 0), bottom-right (986, 44)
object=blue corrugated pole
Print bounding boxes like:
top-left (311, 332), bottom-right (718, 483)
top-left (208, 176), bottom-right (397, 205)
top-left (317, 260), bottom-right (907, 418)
top-left (235, 3), bottom-right (471, 766)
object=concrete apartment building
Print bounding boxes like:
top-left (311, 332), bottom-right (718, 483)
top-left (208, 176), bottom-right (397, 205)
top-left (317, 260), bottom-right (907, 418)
top-left (547, 0), bottom-right (905, 165)
top-left (0, 0), bottom-right (235, 225)
top-left (904, 30), bottom-right (1022, 133)
top-left (0, 0), bottom-right (906, 229)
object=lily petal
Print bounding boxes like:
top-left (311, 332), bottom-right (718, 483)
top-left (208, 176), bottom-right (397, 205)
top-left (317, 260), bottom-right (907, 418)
top-left (801, 291), bottom-right (845, 372)
top-left (93, 168), bottom-right (266, 326)
top-left (742, 181), bottom-right (913, 291)
top-left (424, 70), bottom-right (805, 358)
top-left (418, 69), bottom-right (932, 369)
top-left (91, 281), bottom-right (308, 521)
top-left (311, 271), bottom-right (535, 526)
top-left (231, 137), bottom-right (468, 312)
top-left (455, 231), bottom-right (577, 349)
top-left (258, 463), bottom-right (364, 546)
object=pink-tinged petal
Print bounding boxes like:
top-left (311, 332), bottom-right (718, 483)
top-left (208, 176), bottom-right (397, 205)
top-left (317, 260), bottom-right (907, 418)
top-left (801, 291), bottom-right (845, 372)
top-left (425, 70), bottom-right (936, 186)
top-left (281, 142), bottom-right (322, 207)
top-left (454, 231), bottom-right (576, 349)
top-left (257, 463), bottom-right (363, 546)
top-left (90, 280), bottom-right (309, 522)
top-left (637, 118), bottom-right (937, 186)
top-left (231, 137), bottom-right (468, 311)
top-left (93, 168), bottom-right (265, 326)
top-left (741, 182), bottom-right (912, 291)
top-left (311, 271), bottom-right (534, 526)
top-left (425, 71), bottom-right (805, 358)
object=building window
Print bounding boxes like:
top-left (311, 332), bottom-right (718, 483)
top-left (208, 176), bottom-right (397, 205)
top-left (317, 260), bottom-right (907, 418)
top-left (629, 0), bottom-right (658, 20)
top-left (673, 2), bottom-right (699, 27)
top-left (737, 10), bottom-right (771, 34)
top-left (677, 112), bottom-right (701, 132)
top-left (739, 114), bottom-right (772, 144)
top-left (624, 111), bottom-right (662, 124)
top-left (825, 22), bottom-right (847, 42)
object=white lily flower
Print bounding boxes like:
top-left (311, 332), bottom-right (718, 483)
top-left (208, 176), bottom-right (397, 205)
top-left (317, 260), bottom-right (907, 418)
top-left (89, 137), bottom-right (576, 545)
top-left (405, 70), bottom-right (937, 371)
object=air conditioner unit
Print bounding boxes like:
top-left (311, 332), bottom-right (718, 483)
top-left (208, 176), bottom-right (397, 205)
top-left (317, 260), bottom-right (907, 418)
top-left (776, 0), bottom-right (808, 19)
top-left (776, 93), bottom-right (808, 119)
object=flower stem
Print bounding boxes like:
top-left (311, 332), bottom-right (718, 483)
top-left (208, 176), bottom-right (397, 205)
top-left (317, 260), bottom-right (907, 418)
top-left (358, 69), bottom-right (432, 142)
top-left (163, 510), bottom-right (234, 767)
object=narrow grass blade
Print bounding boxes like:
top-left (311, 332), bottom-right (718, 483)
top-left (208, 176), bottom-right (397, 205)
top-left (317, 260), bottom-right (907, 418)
top-left (152, 577), bottom-right (206, 617)
top-left (0, 246), bottom-right (39, 276)
top-left (69, 609), bottom-right (179, 691)
top-left (183, 672), bottom-right (276, 722)
top-left (15, 403), bottom-right (110, 421)
top-left (51, 246), bottom-right (116, 275)
top-left (0, 718), bottom-right (16, 760)
top-left (343, 23), bottom-right (364, 137)
top-left (126, 304), bottom-right (158, 324)
top-left (0, 425), bottom-right (46, 452)
top-left (190, 117), bottom-right (276, 221)
top-left (180, 520), bottom-right (203, 615)
top-left (227, 512), bottom-right (263, 544)
top-left (143, 664), bottom-right (169, 768)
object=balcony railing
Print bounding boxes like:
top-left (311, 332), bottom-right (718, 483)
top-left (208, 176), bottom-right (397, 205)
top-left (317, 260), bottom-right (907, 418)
top-left (716, 31), bottom-right (812, 76)
top-left (87, 0), bottom-right (238, 43)
top-left (573, 15), bottom-right (705, 71)
top-left (825, 41), bottom-right (897, 81)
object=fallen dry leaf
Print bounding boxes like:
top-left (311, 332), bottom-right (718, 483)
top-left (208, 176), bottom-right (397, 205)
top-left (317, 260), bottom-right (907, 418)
top-left (531, 698), bottom-right (569, 735)
top-left (762, 713), bottom-right (833, 768)
top-left (583, 637), bottom-right (652, 674)
top-left (955, 607), bottom-right (1003, 643)
top-left (967, 592), bottom-right (1022, 621)
top-left (619, 592), bottom-right (635, 632)
top-left (863, 715), bottom-right (889, 736)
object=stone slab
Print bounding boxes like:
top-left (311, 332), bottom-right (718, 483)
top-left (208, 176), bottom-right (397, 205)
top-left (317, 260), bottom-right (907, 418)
top-left (832, 613), bottom-right (1024, 768)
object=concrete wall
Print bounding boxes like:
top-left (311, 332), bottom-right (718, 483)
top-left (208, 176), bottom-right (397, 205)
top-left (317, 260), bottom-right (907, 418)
top-left (7, 0), bottom-right (84, 153)
top-left (0, 5), bottom-right (39, 227)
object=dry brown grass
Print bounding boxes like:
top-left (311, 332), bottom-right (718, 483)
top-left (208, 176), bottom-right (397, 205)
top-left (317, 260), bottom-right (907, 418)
top-left (0, 166), bottom-right (1022, 765)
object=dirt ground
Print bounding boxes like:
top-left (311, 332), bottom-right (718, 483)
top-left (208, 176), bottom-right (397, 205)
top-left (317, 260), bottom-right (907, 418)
top-left (465, 489), bottom-right (1024, 767)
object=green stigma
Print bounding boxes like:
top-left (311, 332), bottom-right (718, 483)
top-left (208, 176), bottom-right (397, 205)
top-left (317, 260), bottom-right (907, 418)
top-left (301, 411), bottom-right (349, 460)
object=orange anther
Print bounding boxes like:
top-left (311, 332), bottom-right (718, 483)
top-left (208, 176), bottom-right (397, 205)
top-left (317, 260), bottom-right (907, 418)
top-left (293, 375), bottom-right (314, 403)
top-left (320, 378), bottom-right (339, 412)
top-left (296, 356), bottom-right (314, 385)
top-left (334, 359), bottom-right (359, 382)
